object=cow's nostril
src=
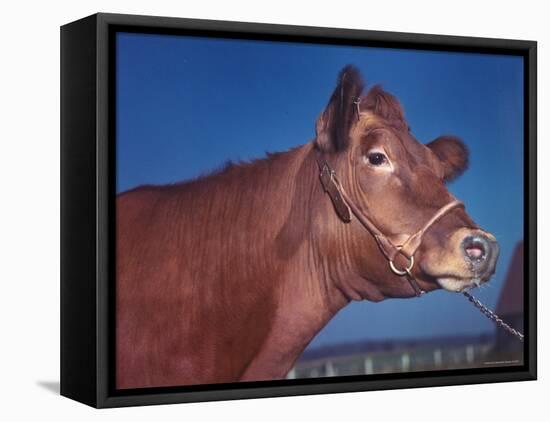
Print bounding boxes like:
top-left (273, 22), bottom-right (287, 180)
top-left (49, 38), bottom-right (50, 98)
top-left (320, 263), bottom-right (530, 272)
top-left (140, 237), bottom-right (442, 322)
top-left (462, 236), bottom-right (488, 262)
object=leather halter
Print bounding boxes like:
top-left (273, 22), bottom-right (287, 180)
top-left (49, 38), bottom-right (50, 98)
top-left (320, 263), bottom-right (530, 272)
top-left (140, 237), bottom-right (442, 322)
top-left (316, 153), bottom-right (464, 296)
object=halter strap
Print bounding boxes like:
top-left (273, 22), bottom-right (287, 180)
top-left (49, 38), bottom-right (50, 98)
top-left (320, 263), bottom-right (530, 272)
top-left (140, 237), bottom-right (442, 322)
top-left (315, 153), bottom-right (464, 296)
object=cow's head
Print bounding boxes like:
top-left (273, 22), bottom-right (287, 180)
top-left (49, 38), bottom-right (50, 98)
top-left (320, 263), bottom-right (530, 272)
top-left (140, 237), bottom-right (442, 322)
top-left (314, 65), bottom-right (499, 300)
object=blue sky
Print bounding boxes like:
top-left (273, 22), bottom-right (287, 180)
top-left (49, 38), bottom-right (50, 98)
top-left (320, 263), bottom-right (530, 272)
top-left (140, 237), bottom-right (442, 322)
top-left (116, 32), bottom-right (524, 348)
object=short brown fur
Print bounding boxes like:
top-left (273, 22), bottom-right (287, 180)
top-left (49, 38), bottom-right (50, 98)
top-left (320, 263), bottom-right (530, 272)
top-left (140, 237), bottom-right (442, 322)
top-left (116, 65), bottom-right (494, 388)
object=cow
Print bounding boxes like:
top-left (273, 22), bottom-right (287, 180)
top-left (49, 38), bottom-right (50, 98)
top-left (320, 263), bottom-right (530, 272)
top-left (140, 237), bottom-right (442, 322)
top-left (116, 65), bottom-right (499, 389)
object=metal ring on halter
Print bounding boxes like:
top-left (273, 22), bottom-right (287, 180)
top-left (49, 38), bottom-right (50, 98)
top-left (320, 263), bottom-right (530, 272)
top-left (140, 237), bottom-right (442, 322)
top-left (388, 254), bottom-right (414, 276)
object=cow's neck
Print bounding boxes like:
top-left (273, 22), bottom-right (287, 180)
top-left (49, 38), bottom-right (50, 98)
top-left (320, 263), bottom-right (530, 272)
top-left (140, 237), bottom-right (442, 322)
top-left (240, 143), bottom-right (363, 381)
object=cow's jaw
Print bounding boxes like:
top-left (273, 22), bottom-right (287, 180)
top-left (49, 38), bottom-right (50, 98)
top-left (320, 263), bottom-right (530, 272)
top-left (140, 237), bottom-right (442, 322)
top-left (436, 276), bottom-right (483, 293)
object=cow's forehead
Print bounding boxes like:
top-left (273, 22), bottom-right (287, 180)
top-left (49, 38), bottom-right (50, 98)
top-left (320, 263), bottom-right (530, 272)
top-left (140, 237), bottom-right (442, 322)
top-left (354, 112), bottom-right (409, 137)
top-left (352, 112), bottom-right (431, 163)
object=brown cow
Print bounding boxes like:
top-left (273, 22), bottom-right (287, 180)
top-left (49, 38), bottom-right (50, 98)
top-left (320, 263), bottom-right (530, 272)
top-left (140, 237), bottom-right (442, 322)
top-left (116, 65), bottom-right (498, 389)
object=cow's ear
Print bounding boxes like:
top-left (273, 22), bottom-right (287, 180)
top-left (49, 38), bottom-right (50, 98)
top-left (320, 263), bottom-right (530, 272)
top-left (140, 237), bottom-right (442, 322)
top-left (315, 65), bottom-right (364, 152)
top-left (427, 136), bottom-right (469, 182)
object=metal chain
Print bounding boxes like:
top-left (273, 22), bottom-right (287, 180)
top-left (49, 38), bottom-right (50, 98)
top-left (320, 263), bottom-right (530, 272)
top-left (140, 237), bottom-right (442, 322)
top-left (462, 291), bottom-right (524, 342)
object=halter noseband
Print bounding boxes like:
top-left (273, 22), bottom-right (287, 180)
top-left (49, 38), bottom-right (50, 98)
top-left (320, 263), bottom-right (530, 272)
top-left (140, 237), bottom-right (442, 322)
top-left (316, 153), bottom-right (464, 296)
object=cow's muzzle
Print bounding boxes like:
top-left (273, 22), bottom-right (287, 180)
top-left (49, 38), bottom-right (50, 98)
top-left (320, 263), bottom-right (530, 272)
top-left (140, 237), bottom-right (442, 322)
top-left (461, 233), bottom-right (499, 281)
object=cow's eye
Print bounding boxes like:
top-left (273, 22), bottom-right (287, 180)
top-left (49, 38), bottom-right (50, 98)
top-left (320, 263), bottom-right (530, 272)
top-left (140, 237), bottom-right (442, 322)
top-left (367, 152), bottom-right (387, 166)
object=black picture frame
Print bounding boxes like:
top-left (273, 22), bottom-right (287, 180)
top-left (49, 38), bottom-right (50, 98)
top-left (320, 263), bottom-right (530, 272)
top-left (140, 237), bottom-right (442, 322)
top-left (60, 12), bottom-right (537, 408)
